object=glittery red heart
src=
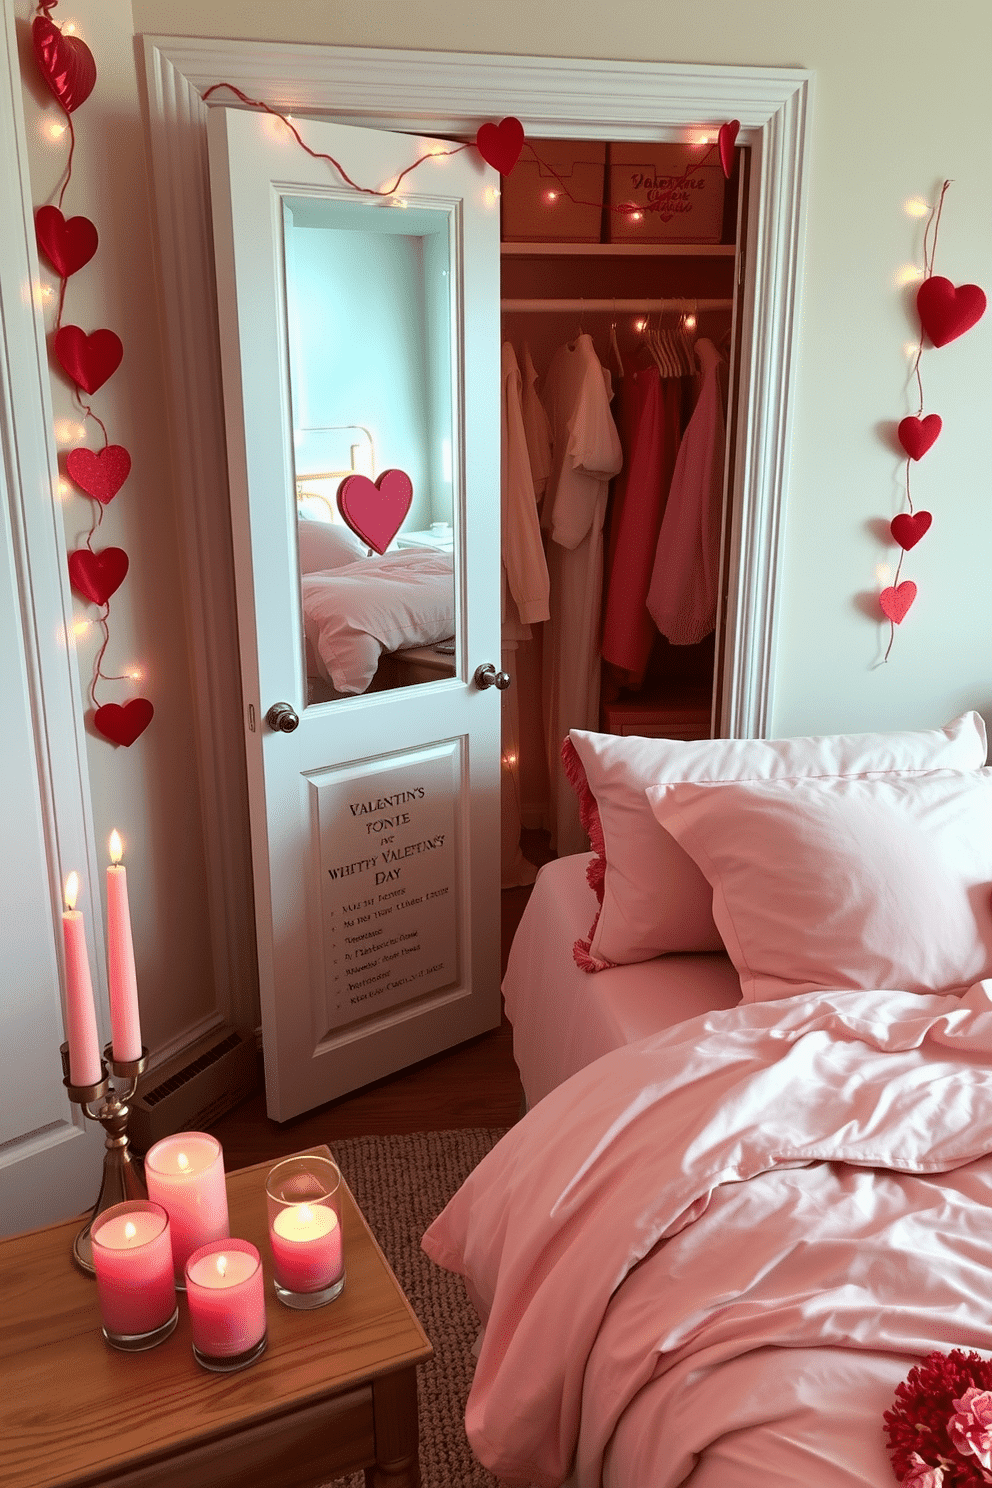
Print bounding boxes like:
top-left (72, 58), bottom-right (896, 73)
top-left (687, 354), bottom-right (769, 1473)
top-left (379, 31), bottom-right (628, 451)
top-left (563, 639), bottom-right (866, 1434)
top-left (718, 120), bottom-right (740, 179)
top-left (93, 698), bottom-right (154, 747)
top-left (65, 444), bottom-right (131, 504)
top-left (917, 276), bottom-right (987, 348)
top-left (475, 117), bottom-right (525, 176)
top-left (32, 15), bottom-right (97, 115)
top-left (890, 511), bottom-right (932, 551)
top-left (897, 414), bottom-right (942, 460)
top-left (35, 206), bottom-right (98, 279)
top-left (879, 581), bottom-right (917, 624)
top-left (68, 547), bottom-right (129, 605)
top-left (337, 469), bottom-right (414, 555)
top-left (54, 325), bottom-right (123, 396)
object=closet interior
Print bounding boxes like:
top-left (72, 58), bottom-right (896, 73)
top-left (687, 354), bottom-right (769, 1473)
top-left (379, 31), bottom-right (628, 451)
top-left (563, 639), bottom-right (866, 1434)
top-left (499, 137), bottom-right (744, 871)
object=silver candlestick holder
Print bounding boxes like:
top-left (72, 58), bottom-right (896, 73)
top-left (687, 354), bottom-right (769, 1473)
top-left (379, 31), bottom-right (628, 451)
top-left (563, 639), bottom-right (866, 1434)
top-left (60, 1040), bottom-right (149, 1275)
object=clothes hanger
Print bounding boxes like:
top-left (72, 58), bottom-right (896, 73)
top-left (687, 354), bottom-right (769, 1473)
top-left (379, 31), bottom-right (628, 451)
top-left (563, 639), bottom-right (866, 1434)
top-left (609, 301), bottom-right (625, 379)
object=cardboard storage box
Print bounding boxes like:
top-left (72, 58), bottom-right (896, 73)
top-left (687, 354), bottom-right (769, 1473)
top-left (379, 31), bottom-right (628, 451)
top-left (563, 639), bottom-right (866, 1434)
top-left (502, 140), bottom-right (606, 242)
top-left (607, 142), bottom-right (725, 244)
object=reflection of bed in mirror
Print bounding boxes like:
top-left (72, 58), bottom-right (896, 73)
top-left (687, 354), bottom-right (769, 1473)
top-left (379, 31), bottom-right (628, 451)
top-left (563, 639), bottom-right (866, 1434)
top-left (297, 513), bottom-right (455, 703)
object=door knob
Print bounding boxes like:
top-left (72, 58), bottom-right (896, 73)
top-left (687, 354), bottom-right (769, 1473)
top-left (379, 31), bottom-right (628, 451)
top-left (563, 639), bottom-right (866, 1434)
top-left (266, 702), bottom-right (300, 732)
top-left (474, 663), bottom-right (511, 691)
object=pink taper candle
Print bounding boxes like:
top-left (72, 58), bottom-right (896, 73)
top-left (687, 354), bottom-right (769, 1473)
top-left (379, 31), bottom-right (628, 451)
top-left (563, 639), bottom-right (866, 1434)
top-left (62, 873), bottom-right (103, 1087)
top-left (107, 830), bottom-right (142, 1062)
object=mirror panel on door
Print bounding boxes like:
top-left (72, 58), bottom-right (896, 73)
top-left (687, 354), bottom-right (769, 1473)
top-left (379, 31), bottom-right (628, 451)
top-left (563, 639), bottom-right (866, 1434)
top-left (283, 194), bottom-right (458, 704)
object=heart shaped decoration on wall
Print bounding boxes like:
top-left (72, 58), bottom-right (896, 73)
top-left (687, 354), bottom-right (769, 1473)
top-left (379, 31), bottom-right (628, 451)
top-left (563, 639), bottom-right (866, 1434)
top-left (337, 469), bottom-right (414, 555)
top-left (54, 325), bottom-right (123, 395)
top-left (65, 443), bottom-right (131, 503)
top-left (93, 698), bottom-right (154, 748)
top-left (475, 117), bottom-right (525, 176)
top-left (897, 413), bottom-right (942, 460)
top-left (879, 580), bottom-right (917, 624)
top-left (718, 120), bottom-right (740, 179)
top-left (890, 511), bottom-right (932, 551)
top-left (35, 206), bottom-right (98, 279)
top-left (32, 14), bottom-right (97, 115)
top-left (68, 547), bottom-right (129, 605)
top-left (916, 275), bottom-right (987, 348)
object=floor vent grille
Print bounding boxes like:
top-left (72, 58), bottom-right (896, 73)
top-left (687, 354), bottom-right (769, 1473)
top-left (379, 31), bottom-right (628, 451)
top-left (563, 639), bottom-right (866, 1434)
top-left (128, 1025), bottom-right (258, 1154)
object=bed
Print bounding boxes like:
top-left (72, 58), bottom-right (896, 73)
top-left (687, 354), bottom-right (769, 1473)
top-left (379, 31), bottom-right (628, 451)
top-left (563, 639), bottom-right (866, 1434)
top-left (297, 513), bottom-right (456, 699)
top-left (424, 709), bottom-right (992, 1488)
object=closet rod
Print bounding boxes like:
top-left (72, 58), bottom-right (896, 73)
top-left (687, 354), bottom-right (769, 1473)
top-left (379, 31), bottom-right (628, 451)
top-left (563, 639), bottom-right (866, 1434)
top-left (501, 297), bottom-right (733, 313)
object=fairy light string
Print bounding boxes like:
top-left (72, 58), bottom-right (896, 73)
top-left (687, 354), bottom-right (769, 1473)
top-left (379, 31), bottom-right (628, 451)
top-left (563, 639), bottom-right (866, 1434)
top-left (30, 0), bottom-right (152, 743)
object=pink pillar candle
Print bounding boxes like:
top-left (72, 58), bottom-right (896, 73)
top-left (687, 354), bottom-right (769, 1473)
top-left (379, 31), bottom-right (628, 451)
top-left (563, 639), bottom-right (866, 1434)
top-left (91, 1201), bottom-right (177, 1341)
top-left (144, 1132), bottom-right (230, 1282)
top-left (270, 1203), bottom-right (343, 1293)
top-left (61, 874), bottom-right (103, 1088)
top-left (185, 1239), bottom-right (266, 1359)
top-left (106, 834), bottom-right (142, 1062)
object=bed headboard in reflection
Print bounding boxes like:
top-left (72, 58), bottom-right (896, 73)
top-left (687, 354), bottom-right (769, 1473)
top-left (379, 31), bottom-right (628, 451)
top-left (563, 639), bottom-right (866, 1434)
top-left (294, 424), bottom-right (376, 522)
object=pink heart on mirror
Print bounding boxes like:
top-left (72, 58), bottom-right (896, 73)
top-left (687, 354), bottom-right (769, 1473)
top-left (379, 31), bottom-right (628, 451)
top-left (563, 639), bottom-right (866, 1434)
top-left (337, 469), bottom-right (414, 555)
top-left (879, 580), bottom-right (917, 625)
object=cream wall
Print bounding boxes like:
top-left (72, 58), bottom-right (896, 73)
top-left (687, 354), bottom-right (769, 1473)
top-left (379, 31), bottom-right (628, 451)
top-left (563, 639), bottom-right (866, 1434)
top-left (14, 0), bottom-right (992, 1054)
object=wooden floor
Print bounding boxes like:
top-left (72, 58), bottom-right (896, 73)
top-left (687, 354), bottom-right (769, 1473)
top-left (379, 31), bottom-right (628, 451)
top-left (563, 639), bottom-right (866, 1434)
top-left (208, 843), bottom-right (550, 1170)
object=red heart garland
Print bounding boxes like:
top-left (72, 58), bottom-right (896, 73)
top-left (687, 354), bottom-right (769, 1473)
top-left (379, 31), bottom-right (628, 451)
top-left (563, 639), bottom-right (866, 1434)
top-left (879, 581), bottom-right (917, 624)
top-left (32, 15), bottom-right (97, 115)
top-left (337, 469), bottom-right (414, 555)
top-left (68, 547), bottom-right (129, 605)
top-left (93, 698), bottom-right (154, 747)
top-left (475, 117), bottom-right (525, 176)
top-left (718, 120), bottom-right (740, 180)
top-left (35, 205), bottom-right (98, 279)
top-left (54, 325), bottom-right (123, 395)
top-left (897, 413), bottom-right (942, 460)
top-left (65, 444), bottom-right (131, 504)
top-left (916, 275), bottom-right (987, 348)
top-left (890, 511), bottom-right (932, 551)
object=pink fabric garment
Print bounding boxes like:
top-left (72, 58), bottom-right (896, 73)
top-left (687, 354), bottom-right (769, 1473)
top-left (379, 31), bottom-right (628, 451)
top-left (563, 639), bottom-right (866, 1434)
top-left (501, 341), bottom-right (550, 631)
top-left (422, 982), bottom-right (992, 1487)
top-left (646, 337), bottom-right (726, 645)
top-left (600, 366), bottom-right (682, 683)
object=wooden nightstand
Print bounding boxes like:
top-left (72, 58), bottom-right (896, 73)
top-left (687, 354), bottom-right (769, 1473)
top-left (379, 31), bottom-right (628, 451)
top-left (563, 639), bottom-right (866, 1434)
top-left (0, 1144), bottom-right (432, 1488)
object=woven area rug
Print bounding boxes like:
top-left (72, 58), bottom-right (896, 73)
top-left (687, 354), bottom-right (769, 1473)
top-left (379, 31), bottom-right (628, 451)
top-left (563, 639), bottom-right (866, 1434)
top-left (322, 1128), bottom-right (510, 1488)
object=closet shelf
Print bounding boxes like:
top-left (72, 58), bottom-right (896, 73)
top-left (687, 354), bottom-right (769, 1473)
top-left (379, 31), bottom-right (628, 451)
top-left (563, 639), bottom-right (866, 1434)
top-left (502, 297), bottom-right (733, 313)
top-left (500, 241), bottom-right (735, 257)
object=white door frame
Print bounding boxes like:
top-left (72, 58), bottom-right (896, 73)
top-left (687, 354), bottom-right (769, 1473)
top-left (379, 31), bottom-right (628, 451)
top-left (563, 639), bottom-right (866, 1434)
top-left (140, 38), bottom-right (813, 1031)
top-left (1, 1), bottom-right (106, 1230)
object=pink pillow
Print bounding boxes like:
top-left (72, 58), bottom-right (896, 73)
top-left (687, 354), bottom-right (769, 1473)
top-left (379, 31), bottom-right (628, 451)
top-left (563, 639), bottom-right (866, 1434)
top-left (646, 767), bottom-right (992, 1003)
top-left (563, 713), bottom-right (988, 971)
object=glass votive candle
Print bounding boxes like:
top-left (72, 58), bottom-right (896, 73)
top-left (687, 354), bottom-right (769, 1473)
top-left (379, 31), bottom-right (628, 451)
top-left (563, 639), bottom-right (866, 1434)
top-left (144, 1131), bottom-right (230, 1287)
top-left (185, 1238), bottom-right (267, 1372)
top-left (90, 1200), bottom-right (179, 1351)
top-left (266, 1154), bottom-right (346, 1309)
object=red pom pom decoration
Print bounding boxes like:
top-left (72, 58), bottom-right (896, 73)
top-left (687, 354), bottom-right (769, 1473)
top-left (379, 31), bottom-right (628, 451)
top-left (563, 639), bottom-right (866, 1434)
top-left (885, 1349), bottom-right (992, 1485)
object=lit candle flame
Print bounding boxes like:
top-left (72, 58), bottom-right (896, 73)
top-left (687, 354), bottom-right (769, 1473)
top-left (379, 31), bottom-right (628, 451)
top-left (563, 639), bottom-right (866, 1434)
top-left (109, 829), bottom-right (123, 865)
top-left (177, 1152), bottom-right (190, 1172)
top-left (215, 1255), bottom-right (228, 1278)
top-left (298, 1204), bottom-right (315, 1226)
top-left (64, 872), bottom-right (79, 912)
top-left (124, 1221), bottom-right (137, 1241)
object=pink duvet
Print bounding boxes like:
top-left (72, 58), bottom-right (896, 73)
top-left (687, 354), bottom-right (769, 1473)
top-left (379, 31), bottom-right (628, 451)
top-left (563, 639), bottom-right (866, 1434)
top-left (422, 984), bottom-right (992, 1487)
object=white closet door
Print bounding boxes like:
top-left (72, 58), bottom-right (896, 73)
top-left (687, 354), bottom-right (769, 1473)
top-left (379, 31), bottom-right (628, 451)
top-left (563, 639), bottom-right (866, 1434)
top-left (208, 107), bottom-right (503, 1121)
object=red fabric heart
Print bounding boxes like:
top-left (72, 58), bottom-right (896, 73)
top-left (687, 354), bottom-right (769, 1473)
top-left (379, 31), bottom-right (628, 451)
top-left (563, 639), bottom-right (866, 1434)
top-left (93, 698), bottom-right (154, 748)
top-left (338, 470), bottom-right (414, 555)
top-left (65, 444), bottom-right (131, 504)
top-left (897, 414), bottom-right (942, 460)
top-left (35, 206), bottom-right (98, 279)
top-left (917, 275), bottom-right (987, 348)
top-left (32, 15), bottom-right (97, 115)
top-left (890, 511), bottom-right (932, 551)
top-left (879, 581), bottom-right (917, 624)
top-left (68, 547), bottom-right (129, 605)
top-left (718, 120), bottom-right (740, 180)
top-left (475, 117), bottom-right (525, 176)
top-left (54, 325), bottom-right (123, 396)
